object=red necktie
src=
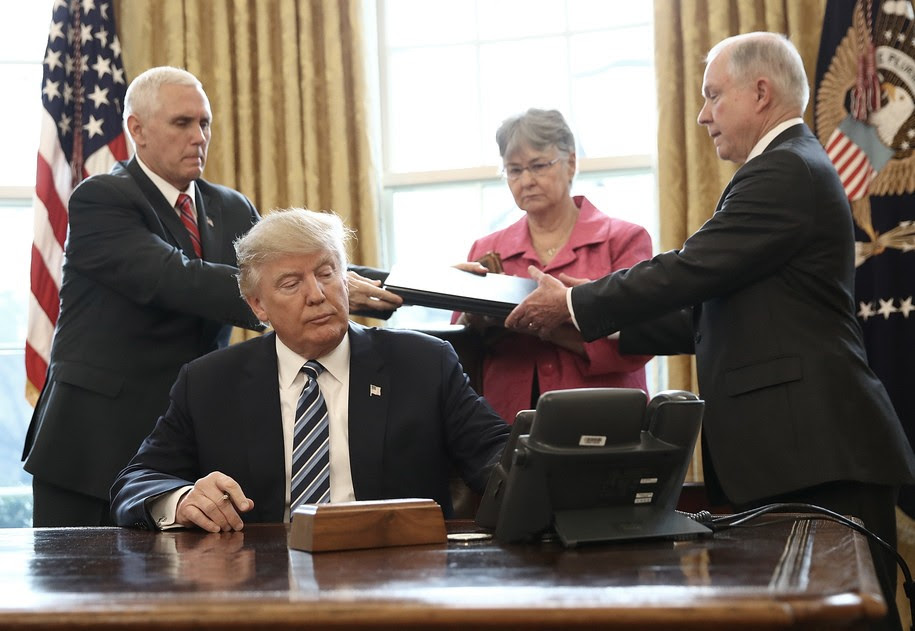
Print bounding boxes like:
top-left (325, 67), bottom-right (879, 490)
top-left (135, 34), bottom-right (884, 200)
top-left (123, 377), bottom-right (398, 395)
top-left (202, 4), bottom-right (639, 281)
top-left (176, 193), bottom-right (202, 257)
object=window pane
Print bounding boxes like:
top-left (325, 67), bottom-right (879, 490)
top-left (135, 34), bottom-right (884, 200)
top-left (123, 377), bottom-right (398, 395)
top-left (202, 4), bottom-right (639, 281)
top-left (477, 0), bottom-right (567, 40)
top-left (383, 0), bottom-right (477, 47)
top-left (0, 0), bottom-right (51, 61)
top-left (0, 203), bottom-right (32, 345)
top-left (566, 0), bottom-right (653, 30)
top-left (385, 180), bottom-right (515, 330)
top-left (381, 4), bottom-right (655, 171)
top-left (0, 201), bottom-right (35, 526)
top-left (0, 64), bottom-right (43, 188)
top-left (479, 36), bottom-right (570, 159)
top-left (570, 25), bottom-right (655, 157)
top-left (386, 182), bottom-right (514, 268)
top-left (0, 350), bottom-right (32, 489)
top-left (386, 45), bottom-right (481, 171)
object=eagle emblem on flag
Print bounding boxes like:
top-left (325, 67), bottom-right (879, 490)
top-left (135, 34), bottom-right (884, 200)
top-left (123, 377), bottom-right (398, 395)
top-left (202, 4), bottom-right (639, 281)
top-left (815, 0), bottom-right (915, 267)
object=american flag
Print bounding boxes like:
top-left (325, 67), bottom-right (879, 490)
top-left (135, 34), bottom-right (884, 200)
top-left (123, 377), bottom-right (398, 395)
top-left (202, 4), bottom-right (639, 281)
top-left (815, 0), bottom-right (915, 516)
top-left (824, 126), bottom-right (877, 201)
top-left (26, 0), bottom-right (129, 405)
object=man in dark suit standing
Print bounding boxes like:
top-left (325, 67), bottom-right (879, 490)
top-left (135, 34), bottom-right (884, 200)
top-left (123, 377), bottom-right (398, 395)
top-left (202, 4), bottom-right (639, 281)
top-left (110, 208), bottom-right (508, 531)
top-left (22, 66), bottom-right (266, 527)
top-left (506, 32), bottom-right (915, 629)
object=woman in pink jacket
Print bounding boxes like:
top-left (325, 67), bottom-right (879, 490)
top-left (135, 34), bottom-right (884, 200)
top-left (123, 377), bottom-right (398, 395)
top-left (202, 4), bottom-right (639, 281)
top-left (454, 108), bottom-right (653, 423)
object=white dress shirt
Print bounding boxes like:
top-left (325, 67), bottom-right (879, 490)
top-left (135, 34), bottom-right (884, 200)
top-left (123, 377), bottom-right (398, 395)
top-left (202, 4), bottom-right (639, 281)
top-left (275, 333), bottom-right (356, 521)
top-left (135, 154), bottom-right (198, 218)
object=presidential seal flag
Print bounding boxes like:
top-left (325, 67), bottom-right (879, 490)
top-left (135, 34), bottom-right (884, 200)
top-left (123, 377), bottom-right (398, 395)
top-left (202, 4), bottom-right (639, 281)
top-left (27, 0), bottom-right (129, 405)
top-left (815, 0), bottom-right (915, 513)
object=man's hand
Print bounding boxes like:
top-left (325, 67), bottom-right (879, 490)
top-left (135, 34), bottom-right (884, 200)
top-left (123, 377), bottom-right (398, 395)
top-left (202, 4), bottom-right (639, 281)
top-left (347, 270), bottom-right (403, 314)
top-left (175, 472), bottom-right (254, 533)
top-left (453, 261), bottom-right (489, 275)
top-left (505, 266), bottom-right (573, 336)
top-left (453, 261), bottom-right (495, 331)
top-left (558, 272), bottom-right (590, 287)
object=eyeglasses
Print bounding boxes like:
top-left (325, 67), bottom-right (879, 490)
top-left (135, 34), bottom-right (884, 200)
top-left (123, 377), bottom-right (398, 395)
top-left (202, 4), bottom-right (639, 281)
top-left (501, 157), bottom-right (561, 181)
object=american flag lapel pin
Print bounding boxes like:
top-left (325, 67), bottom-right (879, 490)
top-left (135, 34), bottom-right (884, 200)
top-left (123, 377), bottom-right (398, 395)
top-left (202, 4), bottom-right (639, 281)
top-left (370, 384), bottom-right (382, 397)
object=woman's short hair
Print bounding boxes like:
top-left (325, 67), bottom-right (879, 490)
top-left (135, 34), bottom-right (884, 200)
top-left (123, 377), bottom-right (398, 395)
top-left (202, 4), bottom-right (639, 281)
top-left (234, 208), bottom-right (353, 299)
top-left (495, 108), bottom-right (577, 159)
top-left (707, 32), bottom-right (809, 113)
top-left (123, 66), bottom-right (204, 124)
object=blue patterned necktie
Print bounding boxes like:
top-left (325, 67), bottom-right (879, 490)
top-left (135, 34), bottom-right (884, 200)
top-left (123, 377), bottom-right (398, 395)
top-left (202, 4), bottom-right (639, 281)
top-left (290, 361), bottom-right (330, 516)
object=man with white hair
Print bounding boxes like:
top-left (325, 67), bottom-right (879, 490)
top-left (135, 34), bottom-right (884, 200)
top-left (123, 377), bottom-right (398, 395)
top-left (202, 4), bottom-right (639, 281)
top-left (507, 32), bottom-right (915, 629)
top-left (23, 66), bottom-right (267, 528)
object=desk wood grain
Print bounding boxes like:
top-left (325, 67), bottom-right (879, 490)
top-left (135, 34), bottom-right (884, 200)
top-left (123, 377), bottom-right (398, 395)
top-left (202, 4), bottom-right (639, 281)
top-left (0, 515), bottom-right (884, 630)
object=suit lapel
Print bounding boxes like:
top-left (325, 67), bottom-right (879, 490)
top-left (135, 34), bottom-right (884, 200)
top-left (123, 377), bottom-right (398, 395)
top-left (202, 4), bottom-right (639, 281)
top-left (123, 158), bottom-right (205, 259)
top-left (717, 124), bottom-right (810, 215)
top-left (196, 186), bottom-right (220, 260)
top-left (238, 332), bottom-right (287, 521)
top-left (346, 324), bottom-right (390, 499)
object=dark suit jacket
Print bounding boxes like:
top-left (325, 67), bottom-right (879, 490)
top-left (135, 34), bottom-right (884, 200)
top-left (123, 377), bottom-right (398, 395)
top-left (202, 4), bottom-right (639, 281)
top-left (23, 158), bottom-right (263, 505)
top-left (571, 124), bottom-right (915, 505)
top-left (110, 324), bottom-right (510, 528)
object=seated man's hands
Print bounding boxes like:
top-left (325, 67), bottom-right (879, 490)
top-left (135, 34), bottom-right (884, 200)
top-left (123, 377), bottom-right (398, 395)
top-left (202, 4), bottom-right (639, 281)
top-left (347, 270), bottom-right (403, 314)
top-left (176, 471), bottom-right (254, 533)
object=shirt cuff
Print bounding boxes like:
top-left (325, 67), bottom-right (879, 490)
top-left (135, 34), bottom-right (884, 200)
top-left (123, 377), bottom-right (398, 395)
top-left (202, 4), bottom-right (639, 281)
top-left (566, 287), bottom-right (580, 331)
top-left (149, 485), bottom-right (194, 530)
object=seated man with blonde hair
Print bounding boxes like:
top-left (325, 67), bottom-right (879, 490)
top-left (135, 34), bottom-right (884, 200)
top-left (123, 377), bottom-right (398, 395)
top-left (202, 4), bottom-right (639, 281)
top-left (111, 208), bottom-right (509, 531)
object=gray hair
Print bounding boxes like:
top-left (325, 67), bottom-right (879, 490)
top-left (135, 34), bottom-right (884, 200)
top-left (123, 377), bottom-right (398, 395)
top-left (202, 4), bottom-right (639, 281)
top-left (235, 208), bottom-right (353, 299)
top-left (707, 32), bottom-right (809, 113)
top-left (123, 66), bottom-right (205, 126)
top-left (495, 108), bottom-right (576, 160)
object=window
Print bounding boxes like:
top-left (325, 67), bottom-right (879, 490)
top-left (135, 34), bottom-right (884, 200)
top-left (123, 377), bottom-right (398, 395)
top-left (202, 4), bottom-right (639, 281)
top-left (373, 0), bottom-right (665, 389)
top-left (0, 0), bottom-right (50, 526)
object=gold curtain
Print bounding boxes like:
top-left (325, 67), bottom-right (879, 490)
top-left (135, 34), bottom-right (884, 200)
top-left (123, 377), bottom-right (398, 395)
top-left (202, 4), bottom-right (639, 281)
top-left (652, 0), bottom-right (826, 481)
top-left (113, 0), bottom-right (379, 270)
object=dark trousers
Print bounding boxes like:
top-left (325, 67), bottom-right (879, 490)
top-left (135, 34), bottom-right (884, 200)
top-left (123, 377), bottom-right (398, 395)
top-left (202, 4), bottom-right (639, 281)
top-left (735, 481), bottom-right (902, 631)
top-left (31, 477), bottom-right (114, 527)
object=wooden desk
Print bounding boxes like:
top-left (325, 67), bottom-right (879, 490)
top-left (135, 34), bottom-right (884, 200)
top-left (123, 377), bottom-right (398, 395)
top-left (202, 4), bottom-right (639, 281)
top-left (0, 515), bottom-right (884, 630)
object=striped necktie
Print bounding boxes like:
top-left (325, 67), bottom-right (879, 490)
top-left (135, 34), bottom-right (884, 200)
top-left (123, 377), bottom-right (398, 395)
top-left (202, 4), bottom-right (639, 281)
top-left (290, 361), bottom-right (330, 516)
top-left (175, 193), bottom-right (202, 257)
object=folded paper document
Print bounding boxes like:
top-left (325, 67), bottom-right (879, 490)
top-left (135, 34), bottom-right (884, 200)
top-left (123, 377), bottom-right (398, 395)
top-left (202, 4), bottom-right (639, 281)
top-left (383, 263), bottom-right (538, 318)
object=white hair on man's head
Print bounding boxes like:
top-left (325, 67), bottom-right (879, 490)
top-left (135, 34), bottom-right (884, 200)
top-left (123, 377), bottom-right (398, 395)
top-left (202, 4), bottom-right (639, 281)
top-left (707, 32), bottom-right (809, 114)
top-left (123, 66), bottom-right (205, 138)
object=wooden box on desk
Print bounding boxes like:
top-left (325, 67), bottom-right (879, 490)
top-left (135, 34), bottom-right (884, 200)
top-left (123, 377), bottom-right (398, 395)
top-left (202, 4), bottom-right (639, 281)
top-left (289, 498), bottom-right (447, 552)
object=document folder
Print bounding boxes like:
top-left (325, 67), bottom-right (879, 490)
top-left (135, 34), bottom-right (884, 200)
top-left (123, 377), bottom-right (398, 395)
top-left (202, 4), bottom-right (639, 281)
top-left (383, 263), bottom-right (538, 319)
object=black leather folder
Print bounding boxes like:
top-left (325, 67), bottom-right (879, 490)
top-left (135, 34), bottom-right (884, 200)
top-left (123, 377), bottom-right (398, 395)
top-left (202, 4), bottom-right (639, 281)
top-left (383, 263), bottom-right (538, 318)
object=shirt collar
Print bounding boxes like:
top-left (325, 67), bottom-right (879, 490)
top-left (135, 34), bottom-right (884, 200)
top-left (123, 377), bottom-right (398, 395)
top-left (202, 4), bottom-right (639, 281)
top-left (498, 195), bottom-right (607, 260)
top-left (275, 330), bottom-right (350, 389)
top-left (745, 118), bottom-right (804, 163)
top-left (135, 155), bottom-right (197, 207)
